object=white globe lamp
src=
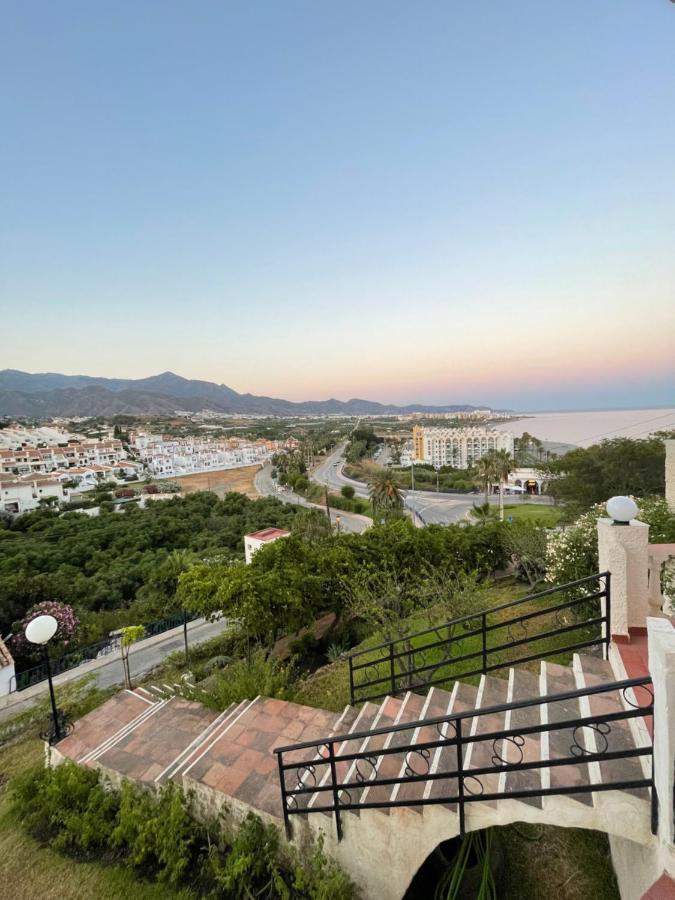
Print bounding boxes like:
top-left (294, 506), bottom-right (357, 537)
top-left (606, 496), bottom-right (638, 525)
top-left (25, 614), bottom-right (58, 646)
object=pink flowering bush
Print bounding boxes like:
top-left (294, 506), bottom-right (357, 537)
top-left (12, 601), bottom-right (80, 655)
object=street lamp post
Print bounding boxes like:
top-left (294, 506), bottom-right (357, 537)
top-left (25, 614), bottom-right (65, 744)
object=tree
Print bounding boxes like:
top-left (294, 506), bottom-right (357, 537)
top-left (11, 600), bottom-right (80, 657)
top-left (368, 468), bottom-right (403, 514)
top-left (542, 437), bottom-right (667, 514)
top-left (491, 449), bottom-right (515, 521)
top-left (473, 455), bottom-right (495, 505)
top-left (341, 485), bottom-right (355, 500)
top-left (469, 502), bottom-right (497, 523)
top-left (503, 521), bottom-right (547, 587)
top-left (120, 625), bottom-right (145, 688)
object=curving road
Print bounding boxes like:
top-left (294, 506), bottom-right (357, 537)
top-left (254, 462), bottom-right (371, 533)
top-left (311, 444), bottom-right (552, 526)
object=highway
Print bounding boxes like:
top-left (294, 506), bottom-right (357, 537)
top-left (254, 463), bottom-right (371, 533)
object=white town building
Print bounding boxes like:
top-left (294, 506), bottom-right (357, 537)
top-left (413, 426), bottom-right (514, 469)
top-left (0, 473), bottom-right (68, 515)
top-left (244, 528), bottom-right (290, 564)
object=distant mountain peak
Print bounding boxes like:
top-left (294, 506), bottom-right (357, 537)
top-left (0, 369), bottom-right (484, 418)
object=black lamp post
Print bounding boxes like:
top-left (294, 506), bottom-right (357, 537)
top-left (25, 614), bottom-right (64, 744)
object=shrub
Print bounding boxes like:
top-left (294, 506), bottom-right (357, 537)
top-left (11, 600), bottom-right (80, 656)
top-left (546, 496), bottom-right (675, 585)
top-left (12, 761), bottom-right (118, 856)
top-left (341, 486), bottom-right (355, 500)
top-left (12, 763), bottom-right (357, 898)
top-left (198, 649), bottom-right (293, 710)
top-left (112, 781), bottom-right (198, 884)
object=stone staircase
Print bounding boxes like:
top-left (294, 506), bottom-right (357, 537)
top-left (55, 654), bottom-right (655, 900)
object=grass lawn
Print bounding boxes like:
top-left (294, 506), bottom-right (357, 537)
top-left (310, 579), bottom-right (600, 707)
top-left (0, 721), bottom-right (191, 900)
top-left (498, 822), bottom-right (619, 900)
top-left (503, 503), bottom-right (564, 526)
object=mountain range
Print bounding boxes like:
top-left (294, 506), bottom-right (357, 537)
top-left (0, 370), bottom-right (487, 418)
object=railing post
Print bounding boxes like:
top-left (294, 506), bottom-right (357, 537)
top-left (481, 612), bottom-right (488, 674)
top-left (327, 741), bottom-right (343, 841)
top-left (604, 571), bottom-right (611, 660)
top-left (276, 751), bottom-right (292, 840)
top-left (182, 610), bottom-right (190, 666)
top-left (456, 718), bottom-right (466, 837)
top-left (647, 618), bottom-right (675, 847)
top-left (389, 643), bottom-right (396, 696)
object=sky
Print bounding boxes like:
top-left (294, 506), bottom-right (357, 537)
top-left (1, 1), bottom-right (674, 411)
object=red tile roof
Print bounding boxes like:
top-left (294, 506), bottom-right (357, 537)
top-left (246, 528), bottom-right (291, 542)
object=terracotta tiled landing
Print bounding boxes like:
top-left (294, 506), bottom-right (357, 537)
top-left (576, 654), bottom-right (650, 799)
top-left (543, 662), bottom-right (593, 805)
top-left (57, 690), bottom-right (154, 763)
top-left (95, 697), bottom-right (218, 783)
top-left (186, 697), bottom-right (343, 818)
top-left (642, 873), bottom-right (675, 899)
top-left (615, 633), bottom-right (654, 738)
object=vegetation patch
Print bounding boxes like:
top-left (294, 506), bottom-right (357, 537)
top-left (10, 761), bottom-right (357, 899)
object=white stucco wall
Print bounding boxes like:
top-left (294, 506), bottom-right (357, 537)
top-left (665, 440), bottom-right (675, 515)
top-left (598, 518), bottom-right (650, 636)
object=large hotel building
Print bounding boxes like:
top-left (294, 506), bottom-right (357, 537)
top-left (412, 425), bottom-right (514, 469)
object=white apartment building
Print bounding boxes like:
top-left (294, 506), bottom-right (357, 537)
top-left (131, 432), bottom-right (274, 478)
top-left (0, 473), bottom-right (68, 515)
top-left (413, 425), bottom-right (514, 469)
top-left (0, 438), bottom-right (126, 476)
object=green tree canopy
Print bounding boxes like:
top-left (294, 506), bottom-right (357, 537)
top-left (542, 437), bottom-right (666, 512)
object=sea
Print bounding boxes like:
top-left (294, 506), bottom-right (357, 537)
top-left (492, 408), bottom-right (675, 449)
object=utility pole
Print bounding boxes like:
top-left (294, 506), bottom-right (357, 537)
top-left (325, 486), bottom-right (331, 521)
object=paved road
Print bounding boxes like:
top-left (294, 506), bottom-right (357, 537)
top-left (311, 444), bottom-right (554, 526)
top-left (255, 463), bottom-right (370, 533)
top-left (0, 616), bottom-right (230, 723)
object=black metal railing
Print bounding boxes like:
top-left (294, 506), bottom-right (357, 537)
top-left (275, 674), bottom-right (654, 841)
top-left (348, 572), bottom-right (611, 704)
top-left (10, 610), bottom-right (198, 692)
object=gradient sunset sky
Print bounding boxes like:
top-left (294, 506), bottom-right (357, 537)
top-left (2, 1), bottom-right (674, 410)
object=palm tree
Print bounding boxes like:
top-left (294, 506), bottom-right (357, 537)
top-left (368, 468), bottom-right (403, 515)
top-left (491, 449), bottom-right (515, 521)
top-left (469, 502), bottom-right (497, 523)
top-left (473, 454), bottom-right (496, 505)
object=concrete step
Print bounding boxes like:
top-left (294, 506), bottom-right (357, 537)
top-left (392, 686), bottom-right (458, 810)
top-left (573, 654), bottom-right (651, 799)
top-left (541, 661), bottom-right (593, 806)
top-left (337, 696), bottom-right (406, 816)
top-left (502, 667), bottom-right (544, 807)
top-left (307, 701), bottom-right (381, 814)
top-left (464, 674), bottom-right (510, 807)
top-left (157, 701), bottom-right (240, 784)
top-left (422, 681), bottom-right (479, 809)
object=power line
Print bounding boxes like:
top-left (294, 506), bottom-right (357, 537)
top-left (577, 410), bottom-right (675, 443)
